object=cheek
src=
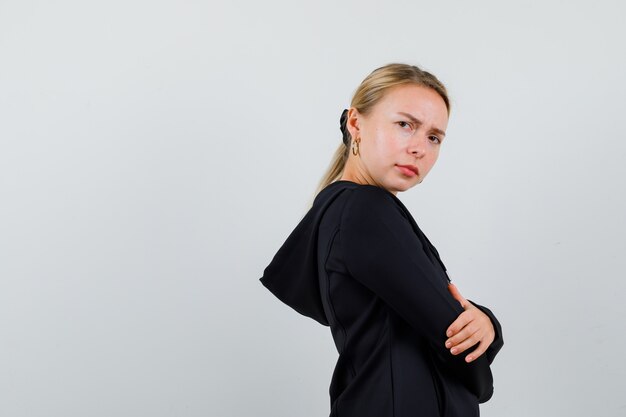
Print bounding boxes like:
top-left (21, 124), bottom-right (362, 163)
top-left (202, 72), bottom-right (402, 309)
top-left (364, 129), bottom-right (403, 166)
top-left (382, 132), bottom-right (404, 155)
top-left (428, 153), bottom-right (440, 169)
top-left (368, 131), bottom-right (393, 156)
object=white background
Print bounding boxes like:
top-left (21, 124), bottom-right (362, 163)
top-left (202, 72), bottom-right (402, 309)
top-left (1, 1), bottom-right (625, 416)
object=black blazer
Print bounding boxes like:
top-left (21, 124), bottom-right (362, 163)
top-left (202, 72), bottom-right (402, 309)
top-left (260, 180), bottom-right (503, 417)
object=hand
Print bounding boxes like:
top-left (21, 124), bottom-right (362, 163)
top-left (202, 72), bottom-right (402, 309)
top-left (445, 283), bottom-right (495, 363)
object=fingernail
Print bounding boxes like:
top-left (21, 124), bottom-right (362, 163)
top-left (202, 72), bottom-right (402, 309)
top-left (446, 330), bottom-right (452, 337)
top-left (451, 348), bottom-right (457, 354)
top-left (466, 356), bottom-right (473, 362)
top-left (445, 341), bottom-right (451, 348)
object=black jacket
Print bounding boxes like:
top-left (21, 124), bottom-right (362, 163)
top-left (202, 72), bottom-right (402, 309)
top-left (260, 180), bottom-right (503, 417)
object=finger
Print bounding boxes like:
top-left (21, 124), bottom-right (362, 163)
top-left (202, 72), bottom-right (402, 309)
top-left (465, 340), bottom-right (489, 363)
top-left (446, 322), bottom-right (480, 349)
top-left (447, 283), bottom-right (464, 303)
top-left (446, 310), bottom-right (473, 338)
top-left (448, 331), bottom-right (480, 356)
top-left (464, 328), bottom-right (496, 362)
top-left (447, 283), bottom-right (468, 308)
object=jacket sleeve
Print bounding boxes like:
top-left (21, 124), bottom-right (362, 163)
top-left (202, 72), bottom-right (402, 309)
top-left (340, 187), bottom-right (494, 402)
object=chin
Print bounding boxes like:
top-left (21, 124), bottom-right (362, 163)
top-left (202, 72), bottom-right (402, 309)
top-left (387, 181), bottom-right (414, 194)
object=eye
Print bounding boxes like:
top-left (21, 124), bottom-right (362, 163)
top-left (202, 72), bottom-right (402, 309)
top-left (429, 135), bottom-right (441, 144)
top-left (397, 121), bottom-right (412, 129)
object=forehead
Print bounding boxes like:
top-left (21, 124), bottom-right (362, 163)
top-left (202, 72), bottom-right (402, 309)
top-left (375, 84), bottom-right (448, 122)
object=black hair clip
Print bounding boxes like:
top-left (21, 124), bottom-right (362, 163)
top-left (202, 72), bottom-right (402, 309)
top-left (339, 109), bottom-right (349, 146)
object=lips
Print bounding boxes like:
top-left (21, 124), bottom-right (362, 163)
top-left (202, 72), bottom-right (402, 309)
top-left (397, 164), bottom-right (419, 176)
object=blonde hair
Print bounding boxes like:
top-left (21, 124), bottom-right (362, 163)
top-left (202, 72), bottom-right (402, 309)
top-left (313, 63), bottom-right (450, 198)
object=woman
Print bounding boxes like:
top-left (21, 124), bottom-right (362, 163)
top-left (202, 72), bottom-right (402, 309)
top-left (260, 63), bottom-right (503, 417)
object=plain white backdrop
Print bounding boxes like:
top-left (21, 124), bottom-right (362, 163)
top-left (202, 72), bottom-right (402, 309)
top-left (1, 1), bottom-right (625, 416)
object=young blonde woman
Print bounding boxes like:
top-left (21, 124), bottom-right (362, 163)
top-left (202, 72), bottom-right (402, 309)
top-left (260, 63), bottom-right (503, 417)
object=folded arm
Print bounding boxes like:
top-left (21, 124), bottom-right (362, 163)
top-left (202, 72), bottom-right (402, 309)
top-left (445, 283), bottom-right (504, 365)
top-left (340, 187), bottom-right (494, 402)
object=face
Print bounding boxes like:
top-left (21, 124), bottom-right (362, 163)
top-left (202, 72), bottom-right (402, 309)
top-left (342, 84), bottom-right (449, 195)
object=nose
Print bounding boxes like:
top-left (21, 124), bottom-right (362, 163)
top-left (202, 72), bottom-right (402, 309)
top-left (408, 134), bottom-right (427, 158)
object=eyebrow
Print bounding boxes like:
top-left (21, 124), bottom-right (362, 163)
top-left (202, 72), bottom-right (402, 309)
top-left (397, 112), bottom-right (446, 137)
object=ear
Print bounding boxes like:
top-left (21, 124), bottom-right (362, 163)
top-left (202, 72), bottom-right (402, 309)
top-left (346, 107), bottom-right (361, 140)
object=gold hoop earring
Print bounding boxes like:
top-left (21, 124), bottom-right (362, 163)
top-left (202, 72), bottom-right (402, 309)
top-left (351, 139), bottom-right (360, 156)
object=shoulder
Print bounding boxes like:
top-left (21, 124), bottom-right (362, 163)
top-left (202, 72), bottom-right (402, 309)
top-left (341, 185), bottom-right (408, 227)
top-left (344, 184), bottom-right (403, 211)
